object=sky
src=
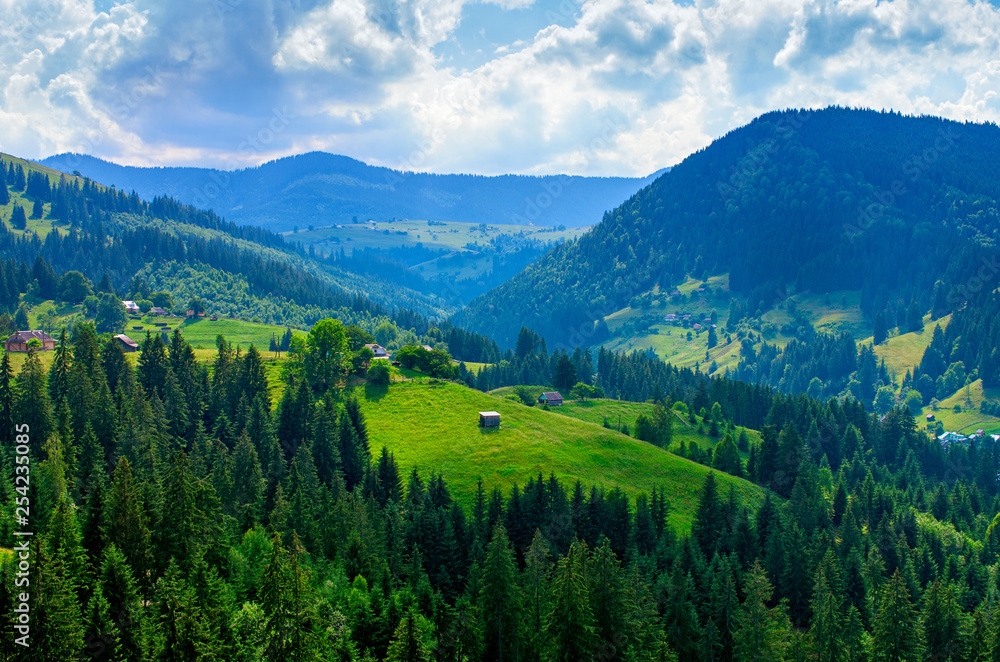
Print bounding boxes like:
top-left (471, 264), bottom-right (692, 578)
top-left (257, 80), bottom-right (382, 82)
top-left (2, 0), bottom-right (1000, 176)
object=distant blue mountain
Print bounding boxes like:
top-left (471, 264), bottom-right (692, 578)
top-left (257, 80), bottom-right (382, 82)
top-left (40, 152), bottom-right (665, 231)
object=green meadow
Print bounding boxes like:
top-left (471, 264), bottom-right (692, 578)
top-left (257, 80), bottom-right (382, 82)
top-left (286, 218), bottom-right (585, 256)
top-left (869, 313), bottom-right (951, 384)
top-left (355, 379), bottom-right (766, 532)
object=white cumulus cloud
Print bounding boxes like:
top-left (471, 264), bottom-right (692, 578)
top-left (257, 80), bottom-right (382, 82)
top-left (1, 0), bottom-right (1000, 175)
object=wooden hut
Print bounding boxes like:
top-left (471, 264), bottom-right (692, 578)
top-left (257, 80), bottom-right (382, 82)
top-left (538, 392), bottom-right (564, 406)
top-left (479, 411), bottom-right (501, 428)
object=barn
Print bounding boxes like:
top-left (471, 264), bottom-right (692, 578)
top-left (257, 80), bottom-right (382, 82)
top-left (5, 330), bottom-right (56, 352)
top-left (114, 334), bottom-right (140, 352)
top-left (538, 391), bottom-right (564, 406)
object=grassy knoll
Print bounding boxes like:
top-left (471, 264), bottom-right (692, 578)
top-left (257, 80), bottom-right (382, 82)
top-left (491, 391), bottom-right (758, 460)
top-left (870, 314), bottom-right (951, 385)
top-left (356, 379), bottom-right (766, 532)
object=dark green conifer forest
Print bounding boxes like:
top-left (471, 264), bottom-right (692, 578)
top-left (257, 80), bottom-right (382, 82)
top-left (2, 314), bottom-right (1000, 660)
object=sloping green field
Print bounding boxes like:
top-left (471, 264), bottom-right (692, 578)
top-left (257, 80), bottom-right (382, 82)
top-left (870, 314), bottom-right (950, 384)
top-left (355, 380), bottom-right (766, 531)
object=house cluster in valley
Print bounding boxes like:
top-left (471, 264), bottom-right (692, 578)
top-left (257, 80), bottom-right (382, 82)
top-left (663, 310), bottom-right (718, 332)
top-left (936, 428), bottom-right (999, 447)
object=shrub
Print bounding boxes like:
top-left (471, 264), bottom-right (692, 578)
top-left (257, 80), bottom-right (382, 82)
top-left (367, 361), bottom-right (391, 386)
top-left (513, 386), bottom-right (536, 407)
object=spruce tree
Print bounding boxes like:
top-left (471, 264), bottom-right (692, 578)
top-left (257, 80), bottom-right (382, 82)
top-left (0, 350), bottom-right (14, 438)
top-left (479, 524), bottom-right (522, 661)
top-left (589, 537), bottom-right (626, 653)
top-left (99, 543), bottom-right (144, 661)
top-left (663, 568), bottom-right (702, 661)
top-left (386, 610), bottom-right (433, 662)
top-left (155, 560), bottom-right (213, 659)
top-left (545, 540), bottom-right (596, 661)
top-left (871, 569), bottom-right (922, 661)
top-left (0, 162), bottom-right (8, 205)
top-left (233, 431), bottom-right (264, 523)
top-left (13, 163), bottom-right (26, 191)
top-left (809, 551), bottom-right (863, 661)
top-left (15, 348), bottom-right (54, 444)
top-left (32, 541), bottom-right (84, 661)
top-left (9, 203), bottom-right (27, 229)
top-left (48, 329), bottom-right (72, 404)
top-left (874, 311), bottom-right (887, 345)
top-left (691, 472), bottom-right (722, 557)
top-left (734, 561), bottom-right (791, 662)
top-left (921, 580), bottom-right (969, 661)
top-left (105, 457), bottom-right (152, 585)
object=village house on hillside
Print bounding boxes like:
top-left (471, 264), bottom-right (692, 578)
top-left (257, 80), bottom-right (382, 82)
top-left (148, 306), bottom-right (171, 316)
top-left (5, 330), bottom-right (56, 352)
top-left (538, 391), bottom-right (564, 406)
top-left (122, 300), bottom-right (141, 314)
top-left (113, 334), bottom-right (139, 352)
top-left (365, 343), bottom-right (390, 359)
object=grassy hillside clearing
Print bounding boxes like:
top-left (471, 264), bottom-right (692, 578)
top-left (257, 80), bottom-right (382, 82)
top-left (597, 277), bottom-right (867, 378)
top-left (0, 154), bottom-right (87, 241)
top-left (356, 379), bottom-right (766, 532)
top-left (868, 314), bottom-right (951, 385)
top-left (286, 219), bottom-right (584, 257)
top-left (921, 379), bottom-right (1000, 435)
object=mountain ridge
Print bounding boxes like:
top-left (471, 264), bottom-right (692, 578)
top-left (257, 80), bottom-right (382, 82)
top-left (39, 151), bottom-right (666, 232)
top-left (453, 106), bottom-right (1000, 349)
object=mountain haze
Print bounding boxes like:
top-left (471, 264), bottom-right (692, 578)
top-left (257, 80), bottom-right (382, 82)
top-left (40, 151), bottom-right (663, 232)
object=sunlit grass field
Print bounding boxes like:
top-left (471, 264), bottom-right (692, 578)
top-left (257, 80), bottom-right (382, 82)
top-left (355, 379), bottom-right (766, 532)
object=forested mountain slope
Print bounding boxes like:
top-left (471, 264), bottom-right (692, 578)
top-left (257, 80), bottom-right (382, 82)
top-left (0, 153), bottom-right (502, 362)
top-left (455, 107), bottom-right (1000, 348)
top-left (40, 151), bottom-right (663, 231)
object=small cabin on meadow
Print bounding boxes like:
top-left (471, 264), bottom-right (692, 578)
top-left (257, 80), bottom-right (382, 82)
top-left (538, 392), bottom-right (564, 406)
top-left (926, 413), bottom-right (935, 422)
top-left (113, 334), bottom-right (139, 352)
top-left (479, 411), bottom-right (501, 428)
top-left (5, 330), bottom-right (56, 352)
top-left (148, 307), bottom-right (169, 316)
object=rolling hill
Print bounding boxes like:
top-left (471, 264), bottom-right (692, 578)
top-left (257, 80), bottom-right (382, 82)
top-left (0, 152), bottom-right (454, 319)
top-left (355, 378), bottom-right (766, 531)
top-left (39, 151), bottom-right (664, 232)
